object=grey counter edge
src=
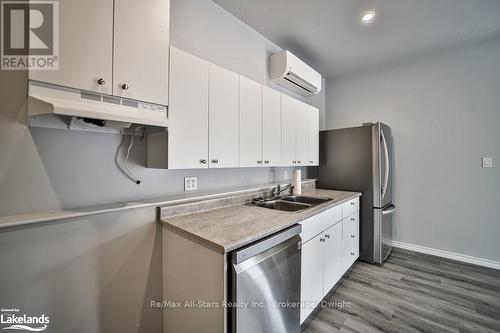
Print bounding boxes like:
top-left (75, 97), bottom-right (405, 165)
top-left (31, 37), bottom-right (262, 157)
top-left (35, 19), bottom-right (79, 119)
top-left (0, 179), bottom-right (318, 232)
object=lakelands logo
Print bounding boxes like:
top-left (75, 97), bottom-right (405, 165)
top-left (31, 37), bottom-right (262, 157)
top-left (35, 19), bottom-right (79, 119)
top-left (0, 308), bottom-right (49, 331)
top-left (1, 0), bottom-right (59, 70)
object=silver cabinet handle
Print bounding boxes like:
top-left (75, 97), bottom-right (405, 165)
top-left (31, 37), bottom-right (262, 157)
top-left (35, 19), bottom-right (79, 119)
top-left (351, 217), bottom-right (355, 221)
top-left (350, 252), bottom-right (355, 256)
top-left (97, 78), bottom-right (106, 85)
top-left (264, 160), bottom-right (270, 164)
top-left (320, 238), bottom-right (325, 242)
top-left (351, 202), bottom-right (355, 205)
top-left (309, 160), bottom-right (313, 163)
top-left (350, 234), bottom-right (355, 238)
top-left (292, 161), bottom-right (296, 164)
top-left (257, 160), bottom-right (263, 164)
top-left (211, 159), bottom-right (219, 164)
top-left (200, 159), bottom-right (207, 164)
top-left (121, 83), bottom-right (129, 90)
top-left (297, 161), bottom-right (302, 164)
top-left (325, 234), bottom-right (330, 239)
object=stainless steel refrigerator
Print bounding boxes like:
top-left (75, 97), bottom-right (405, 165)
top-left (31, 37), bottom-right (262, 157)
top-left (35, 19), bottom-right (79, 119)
top-left (318, 122), bottom-right (395, 264)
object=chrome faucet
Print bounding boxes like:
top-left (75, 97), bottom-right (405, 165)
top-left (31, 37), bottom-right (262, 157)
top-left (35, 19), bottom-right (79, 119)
top-left (271, 184), bottom-right (294, 199)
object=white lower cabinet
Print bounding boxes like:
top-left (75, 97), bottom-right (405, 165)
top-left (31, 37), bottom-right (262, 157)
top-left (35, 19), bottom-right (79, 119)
top-left (300, 234), bottom-right (324, 323)
top-left (323, 223), bottom-right (343, 294)
top-left (300, 197), bottom-right (360, 324)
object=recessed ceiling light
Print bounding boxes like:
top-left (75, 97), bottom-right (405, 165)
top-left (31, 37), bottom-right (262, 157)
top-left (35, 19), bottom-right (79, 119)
top-left (360, 11), bottom-right (376, 24)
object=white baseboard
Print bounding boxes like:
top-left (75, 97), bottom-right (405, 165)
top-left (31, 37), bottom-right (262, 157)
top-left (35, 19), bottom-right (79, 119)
top-left (389, 240), bottom-right (500, 270)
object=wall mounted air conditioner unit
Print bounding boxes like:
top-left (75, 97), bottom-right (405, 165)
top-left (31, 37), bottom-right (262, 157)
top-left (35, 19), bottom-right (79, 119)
top-left (28, 80), bottom-right (168, 134)
top-left (270, 50), bottom-right (322, 97)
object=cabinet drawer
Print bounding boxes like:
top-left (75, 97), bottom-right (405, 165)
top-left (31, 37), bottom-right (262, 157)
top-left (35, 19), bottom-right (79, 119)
top-left (342, 213), bottom-right (359, 238)
top-left (342, 197), bottom-right (359, 218)
top-left (343, 227), bottom-right (359, 256)
top-left (342, 244), bottom-right (359, 274)
top-left (300, 205), bottom-right (342, 243)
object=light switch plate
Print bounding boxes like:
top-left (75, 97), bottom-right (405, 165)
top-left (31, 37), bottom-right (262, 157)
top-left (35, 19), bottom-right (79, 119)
top-left (184, 177), bottom-right (198, 191)
top-left (482, 157), bottom-right (493, 168)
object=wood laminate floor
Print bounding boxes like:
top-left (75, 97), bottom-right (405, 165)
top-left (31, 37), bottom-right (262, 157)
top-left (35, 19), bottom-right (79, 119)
top-left (302, 248), bottom-right (500, 333)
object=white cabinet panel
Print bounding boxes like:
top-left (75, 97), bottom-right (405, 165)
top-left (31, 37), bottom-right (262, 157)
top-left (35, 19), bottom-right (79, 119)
top-left (300, 235), bottom-right (324, 324)
top-left (168, 47), bottom-right (209, 169)
top-left (323, 223), bottom-right (342, 294)
top-left (343, 197), bottom-right (360, 218)
top-left (299, 205), bottom-right (342, 243)
top-left (29, 0), bottom-right (113, 94)
top-left (281, 94), bottom-right (296, 166)
top-left (239, 77), bottom-right (262, 167)
top-left (209, 64), bottom-right (239, 168)
top-left (308, 106), bottom-right (319, 165)
top-left (113, 0), bottom-right (169, 105)
top-left (262, 86), bottom-right (281, 167)
top-left (295, 100), bottom-right (309, 166)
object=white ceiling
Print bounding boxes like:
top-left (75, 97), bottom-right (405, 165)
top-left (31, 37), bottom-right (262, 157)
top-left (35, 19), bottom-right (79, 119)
top-left (213, 0), bottom-right (500, 78)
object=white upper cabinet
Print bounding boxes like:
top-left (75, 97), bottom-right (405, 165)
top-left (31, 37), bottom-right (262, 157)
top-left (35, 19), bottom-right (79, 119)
top-left (239, 77), bottom-right (263, 167)
top-left (29, 0), bottom-right (114, 94)
top-left (281, 94), bottom-right (297, 166)
top-left (209, 64), bottom-right (240, 168)
top-left (30, 0), bottom-right (170, 105)
top-left (308, 105), bottom-right (320, 165)
top-left (295, 100), bottom-right (310, 166)
top-left (113, 0), bottom-right (169, 105)
top-left (262, 86), bottom-right (282, 167)
top-left (165, 48), bottom-right (318, 170)
top-left (168, 47), bottom-right (209, 169)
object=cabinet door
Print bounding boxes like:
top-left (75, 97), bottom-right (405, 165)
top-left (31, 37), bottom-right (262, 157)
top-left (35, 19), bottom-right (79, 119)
top-left (262, 86), bottom-right (281, 167)
top-left (113, 0), bottom-right (169, 105)
top-left (239, 77), bottom-right (262, 167)
top-left (300, 235), bottom-right (325, 324)
top-left (168, 47), bottom-right (209, 169)
top-left (295, 100), bottom-right (309, 166)
top-left (323, 223), bottom-right (342, 295)
top-left (209, 64), bottom-right (239, 168)
top-left (308, 106), bottom-right (319, 165)
top-left (281, 94), bottom-right (296, 166)
top-left (29, 0), bottom-right (113, 94)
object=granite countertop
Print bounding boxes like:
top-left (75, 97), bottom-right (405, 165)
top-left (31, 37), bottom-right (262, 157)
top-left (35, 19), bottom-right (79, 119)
top-left (160, 188), bottom-right (361, 253)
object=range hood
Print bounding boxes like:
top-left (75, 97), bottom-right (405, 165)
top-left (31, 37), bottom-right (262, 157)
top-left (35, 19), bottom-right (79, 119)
top-left (28, 80), bottom-right (168, 133)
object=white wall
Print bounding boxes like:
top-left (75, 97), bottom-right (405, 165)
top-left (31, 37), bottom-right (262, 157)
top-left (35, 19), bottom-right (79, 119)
top-left (325, 36), bottom-right (500, 262)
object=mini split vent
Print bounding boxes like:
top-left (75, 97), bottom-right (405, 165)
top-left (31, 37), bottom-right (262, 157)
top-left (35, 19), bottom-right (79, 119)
top-left (270, 50), bottom-right (322, 97)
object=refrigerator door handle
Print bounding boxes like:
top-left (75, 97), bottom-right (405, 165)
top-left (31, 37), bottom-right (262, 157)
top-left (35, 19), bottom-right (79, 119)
top-left (381, 129), bottom-right (390, 201)
top-left (382, 204), bottom-right (396, 215)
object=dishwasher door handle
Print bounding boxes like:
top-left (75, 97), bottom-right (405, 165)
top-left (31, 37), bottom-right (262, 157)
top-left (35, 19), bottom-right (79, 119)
top-left (231, 224), bottom-right (302, 265)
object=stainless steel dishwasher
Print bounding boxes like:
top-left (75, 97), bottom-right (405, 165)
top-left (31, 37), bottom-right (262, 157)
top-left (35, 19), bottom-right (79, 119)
top-left (230, 224), bottom-right (302, 333)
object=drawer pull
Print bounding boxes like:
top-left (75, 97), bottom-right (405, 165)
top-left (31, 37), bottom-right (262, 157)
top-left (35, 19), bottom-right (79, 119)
top-left (320, 238), bottom-right (326, 243)
top-left (325, 234), bottom-right (330, 239)
top-left (350, 252), bottom-right (355, 256)
top-left (350, 234), bottom-right (355, 238)
top-left (351, 202), bottom-right (355, 206)
top-left (351, 217), bottom-right (355, 221)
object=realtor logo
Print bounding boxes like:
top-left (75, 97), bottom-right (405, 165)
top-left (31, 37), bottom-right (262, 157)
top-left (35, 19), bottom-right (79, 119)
top-left (1, 0), bottom-right (58, 70)
top-left (1, 308), bottom-right (50, 331)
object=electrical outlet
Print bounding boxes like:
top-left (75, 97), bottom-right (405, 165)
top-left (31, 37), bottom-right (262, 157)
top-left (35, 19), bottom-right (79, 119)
top-left (184, 177), bottom-right (198, 191)
top-left (482, 157), bottom-right (493, 168)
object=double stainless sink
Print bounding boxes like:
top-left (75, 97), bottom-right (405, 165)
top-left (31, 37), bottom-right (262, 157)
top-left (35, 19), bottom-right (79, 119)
top-left (252, 195), bottom-right (332, 212)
